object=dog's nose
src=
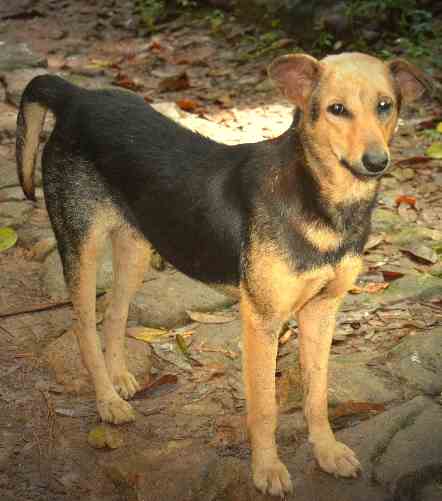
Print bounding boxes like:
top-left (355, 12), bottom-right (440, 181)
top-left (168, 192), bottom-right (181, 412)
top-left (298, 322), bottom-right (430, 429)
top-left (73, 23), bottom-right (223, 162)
top-left (362, 151), bottom-right (389, 174)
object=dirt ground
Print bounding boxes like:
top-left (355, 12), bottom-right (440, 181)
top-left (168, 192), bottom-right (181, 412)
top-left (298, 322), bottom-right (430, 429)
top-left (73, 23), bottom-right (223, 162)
top-left (1, 2), bottom-right (442, 500)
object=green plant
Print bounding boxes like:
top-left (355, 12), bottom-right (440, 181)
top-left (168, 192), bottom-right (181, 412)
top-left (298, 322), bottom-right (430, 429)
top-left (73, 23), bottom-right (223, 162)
top-left (206, 9), bottom-right (225, 32)
top-left (137, 0), bottom-right (166, 31)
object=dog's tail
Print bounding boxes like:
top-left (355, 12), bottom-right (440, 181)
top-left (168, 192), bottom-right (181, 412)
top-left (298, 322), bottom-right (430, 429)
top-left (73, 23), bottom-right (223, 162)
top-left (16, 75), bottom-right (77, 201)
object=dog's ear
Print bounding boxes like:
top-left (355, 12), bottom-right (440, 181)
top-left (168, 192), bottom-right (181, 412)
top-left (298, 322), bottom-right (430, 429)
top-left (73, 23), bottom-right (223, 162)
top-left (268, 54), bottom-right (322, 107)
top-left (388, 59), bottom-right (433, 103)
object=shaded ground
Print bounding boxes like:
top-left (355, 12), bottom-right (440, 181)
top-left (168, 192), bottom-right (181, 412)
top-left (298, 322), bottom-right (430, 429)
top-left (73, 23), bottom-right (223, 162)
top-left (0, 1), bottom-right (442, 500)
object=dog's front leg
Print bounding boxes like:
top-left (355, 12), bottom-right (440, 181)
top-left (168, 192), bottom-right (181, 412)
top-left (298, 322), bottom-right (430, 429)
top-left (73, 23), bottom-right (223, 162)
top-left (240, 289), bottom-right (293, 497)
top-left (297, 295), bottom-right (361, 477)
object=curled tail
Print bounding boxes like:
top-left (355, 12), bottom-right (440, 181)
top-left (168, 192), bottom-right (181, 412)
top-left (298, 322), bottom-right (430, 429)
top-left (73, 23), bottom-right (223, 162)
top-left (16, 75), bottom-right (77, 200)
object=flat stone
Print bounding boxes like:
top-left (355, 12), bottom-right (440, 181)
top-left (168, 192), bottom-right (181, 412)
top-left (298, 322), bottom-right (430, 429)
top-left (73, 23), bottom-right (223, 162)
top-left (383, 328), bottom-right (442, 396)
top-left (283, 396), bottom-right (436, 501)
top-left (373, 399), bottom-right (442, 497)
top-left (378, 275), bottom-right (442, 304)
top-left (328, 352), bottom-right (401, 405)
top-left (0, 200), bottom-right (33, 226)
top-left (44, 328), bottom-right (152, 394)
top-left (0, 157), bottom-right (20, 188)
top-left (0, 42), bottom-right (46, 72)
top-left (41, 240), bottom-right (114, 300)
top-left (0, 104), bottom-right (17, 143)
top-left (131, 269), bottom-right (236, 328)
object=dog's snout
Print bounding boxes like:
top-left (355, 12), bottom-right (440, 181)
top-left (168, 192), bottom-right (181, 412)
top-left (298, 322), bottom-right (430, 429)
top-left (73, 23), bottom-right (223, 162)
top-left (362, 150), bottom-right (389, 174)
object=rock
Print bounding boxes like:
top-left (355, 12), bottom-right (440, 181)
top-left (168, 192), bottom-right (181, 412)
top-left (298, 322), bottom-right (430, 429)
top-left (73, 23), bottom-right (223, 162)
top-left (0, 157), bottom-right (20, 190)
top-left (284, 396), bottom-right (441, 501)
top-left (372, 399), bottom-right (442, 498)
top-left (44, 328), bottom-right (152, 394)
top-left (41, 239), bottom-right (114, 300)
top-left (103, 441), bottom-right (221, 501)
top-left (2, 68), bottom-right (48, 107)
top-left (131, 269), bottom-right (236, 329)
top-left (0, 105), bottom-right (16, 143)
top-left (382, 329), bottom-right (442, 396)
top-left (0, 42), bottom-right (46, 72)
top-left (378, 274), bottom-right (442, 304)
top-left (328, 352), bottom-right (401, 405)
top-left (372, 207), bottom-right (403, 232)
top-left (0, 200), bottom-right (33, 226)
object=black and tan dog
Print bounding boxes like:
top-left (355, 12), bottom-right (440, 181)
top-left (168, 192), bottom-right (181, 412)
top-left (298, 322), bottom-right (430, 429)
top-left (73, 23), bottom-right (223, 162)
top-left (16, 53), bottom-right (430, 496)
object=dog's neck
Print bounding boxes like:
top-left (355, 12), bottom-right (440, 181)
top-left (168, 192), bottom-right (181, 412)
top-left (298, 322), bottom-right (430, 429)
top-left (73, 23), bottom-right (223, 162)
top-left (274, 120), bottom-right (379, 235)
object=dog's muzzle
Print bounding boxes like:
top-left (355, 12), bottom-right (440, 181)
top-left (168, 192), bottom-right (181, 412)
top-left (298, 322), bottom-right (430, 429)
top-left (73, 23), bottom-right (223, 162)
top-left (341, 150), bottom-right (390, 178)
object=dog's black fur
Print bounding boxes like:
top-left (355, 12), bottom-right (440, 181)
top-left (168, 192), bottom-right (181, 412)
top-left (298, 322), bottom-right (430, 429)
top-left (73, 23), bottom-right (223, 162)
top-left (18, 75), bottom-right (375, 290)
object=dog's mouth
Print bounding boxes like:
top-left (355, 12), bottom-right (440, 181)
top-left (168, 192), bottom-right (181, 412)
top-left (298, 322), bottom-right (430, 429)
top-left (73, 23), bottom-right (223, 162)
top-left (340, 157), bottom-right (389, 179)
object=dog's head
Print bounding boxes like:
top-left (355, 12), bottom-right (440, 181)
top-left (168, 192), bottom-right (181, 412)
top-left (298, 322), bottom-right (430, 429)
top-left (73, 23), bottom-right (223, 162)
top-left (268, 52), bottom-right (431, 184)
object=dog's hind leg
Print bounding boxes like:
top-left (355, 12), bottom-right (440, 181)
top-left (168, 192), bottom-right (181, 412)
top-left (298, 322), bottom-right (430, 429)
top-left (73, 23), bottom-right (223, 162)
top-left (103, 226), bottom-right (152, 399)
top-left (69, 222), bottom-right (136, 423)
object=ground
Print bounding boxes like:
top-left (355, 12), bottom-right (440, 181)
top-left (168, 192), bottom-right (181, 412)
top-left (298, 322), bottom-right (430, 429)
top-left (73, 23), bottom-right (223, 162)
top-left (0, 1), bottom-right (442, 500)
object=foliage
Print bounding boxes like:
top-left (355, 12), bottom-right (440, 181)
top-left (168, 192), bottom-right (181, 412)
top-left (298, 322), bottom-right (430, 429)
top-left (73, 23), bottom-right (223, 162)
top-left (136, 0), bottom-right (166, 31)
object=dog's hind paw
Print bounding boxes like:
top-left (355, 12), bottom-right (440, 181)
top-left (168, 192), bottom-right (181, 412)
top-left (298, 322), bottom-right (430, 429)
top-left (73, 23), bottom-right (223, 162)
top-left (313, 439), bottom-right (361, 478)
top-left (97, 395), bottom-right (135, 424)
top-left (253, 457), bottom-right (293, 497)
top-left (111, 370), bottom-right (141, 400)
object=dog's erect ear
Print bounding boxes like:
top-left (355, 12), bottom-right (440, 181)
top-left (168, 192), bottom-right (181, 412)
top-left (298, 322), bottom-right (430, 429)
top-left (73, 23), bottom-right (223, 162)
top-left (388, 59), bottom-right (433, 103)
top-left (268, 54), bottom-right (322, 107)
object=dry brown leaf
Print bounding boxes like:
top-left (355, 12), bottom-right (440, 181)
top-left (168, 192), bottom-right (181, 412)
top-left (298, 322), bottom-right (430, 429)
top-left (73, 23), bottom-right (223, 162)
top-left (395, 194), bottom-right (417, 208)
top-left (186, 310), bottom-right (236, 324)
top-left (176, 98), bottom-right (200, 112)
top-left (331, 401), bottom-right (385, 419)
top-left (113, 73), bottom-right (143, 91)
top-left (158, 71), bottom-right (190, 93)
top-left (132, 374), bottom-right (178, 400)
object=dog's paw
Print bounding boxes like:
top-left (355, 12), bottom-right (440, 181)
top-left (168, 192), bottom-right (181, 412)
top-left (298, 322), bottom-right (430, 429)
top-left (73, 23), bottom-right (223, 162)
top-left (97, 395), bottom-right (135, 424)
top-left (110, 370), bottom-right (140, 400)
top-left (253, 456), bottom-right (293, 497)
top-left (313, 439), bottom-right (361, 478)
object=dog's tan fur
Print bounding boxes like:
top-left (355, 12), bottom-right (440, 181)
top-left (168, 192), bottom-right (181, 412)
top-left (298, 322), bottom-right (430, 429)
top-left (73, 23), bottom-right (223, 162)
top-left (17, 51), bottom-right (431, 498)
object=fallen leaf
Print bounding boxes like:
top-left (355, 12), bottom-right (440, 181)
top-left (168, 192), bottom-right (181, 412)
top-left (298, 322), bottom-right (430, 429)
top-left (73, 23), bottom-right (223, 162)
top-left (113, 73), bottom-right (143, 91)
top-left (364, 234), bottom-right (384, 251)
top-left (350, 282), bottom-right (389, 294)
top-left (426, 142), bottom-right (442, 159)
top-left (395, 156), bottom-right (433, 166)
top-left (88, 425), bottom-right (124, 449)
top-left (186, 310), bottom-right (236, 324)
top-left (382, 270), bottom-right (405, 281)
top-left (331, 401), bottom-right (385, 419)
top-left (437, 122), bottom-right (442, 133)
top-left (132, 374), bottom-right (178, 400)
top-left (158, 71), bottom-right (190, 92)
top-left (0, 227), bottom-right (18, 252)
top-left (176, 97), bottom-right (200, 112)
top-left (395, 194), bottom-right (417, 208)
top-left (126, 326), bottom-right (170, 343)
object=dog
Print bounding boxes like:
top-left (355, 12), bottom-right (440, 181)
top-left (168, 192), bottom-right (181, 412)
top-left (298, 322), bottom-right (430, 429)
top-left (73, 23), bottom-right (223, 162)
top-left (16, 52), bottom-right (430, 497)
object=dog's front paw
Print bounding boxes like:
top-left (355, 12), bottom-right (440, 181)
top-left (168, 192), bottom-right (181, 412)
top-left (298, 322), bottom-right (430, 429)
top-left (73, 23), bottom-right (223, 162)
top-left (313, 438), bottom-right (361, 478)
top-left (253, 456), bottom-right (293, 497)
top-left (97, 395), bottom-right (135, 424)
top-left (110, 370), bottom-right (140, 400)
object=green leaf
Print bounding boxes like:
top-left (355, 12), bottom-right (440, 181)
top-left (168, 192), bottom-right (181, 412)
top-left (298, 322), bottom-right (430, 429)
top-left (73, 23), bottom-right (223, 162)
top-left (0, 227), bottom-right (18, 252)
top-left (426, 142), bottom-right (442, 159)
top-left (436, 122), bottom-right (442, 134)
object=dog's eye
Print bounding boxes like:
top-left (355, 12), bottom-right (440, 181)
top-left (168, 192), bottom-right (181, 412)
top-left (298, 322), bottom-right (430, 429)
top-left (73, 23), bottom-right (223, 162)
top-left (327, 103), bottom-right (347, 116)
top-left (377, 100), bottom-right (392, 114)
